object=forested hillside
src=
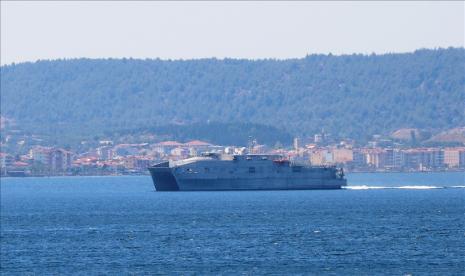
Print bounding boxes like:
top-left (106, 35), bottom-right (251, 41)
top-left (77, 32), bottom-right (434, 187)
top-left (1, 48), bottom-right (464, 144)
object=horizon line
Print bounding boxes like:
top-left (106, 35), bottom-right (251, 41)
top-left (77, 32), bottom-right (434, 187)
top-left (2, 47), bottom-right (463, 66)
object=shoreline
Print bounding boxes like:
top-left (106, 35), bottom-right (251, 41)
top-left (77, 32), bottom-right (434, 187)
top-left (1, 170), bottom-right (464, 179)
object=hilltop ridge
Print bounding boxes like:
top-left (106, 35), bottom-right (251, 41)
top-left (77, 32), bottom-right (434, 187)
top-left (1, 48), bottom-right (464, 145)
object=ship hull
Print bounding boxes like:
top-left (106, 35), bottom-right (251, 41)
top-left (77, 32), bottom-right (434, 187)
top-left (149, 167), bottom-right (346, 191)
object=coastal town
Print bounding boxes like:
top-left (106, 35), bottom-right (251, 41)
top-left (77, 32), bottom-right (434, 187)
top-left (1, 129), bottom-right (464, 177)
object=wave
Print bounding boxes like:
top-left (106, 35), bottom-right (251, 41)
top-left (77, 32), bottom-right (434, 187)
top-left (451, 185), bottom-right (465, 188)
top-left (344, 185), bottom-right (465, 190)
top-left (345, 185), bottom-right (390, 190)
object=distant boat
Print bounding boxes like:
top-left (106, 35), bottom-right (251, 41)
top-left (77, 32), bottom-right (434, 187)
top-left (148, 153), bottom-right (347, 191)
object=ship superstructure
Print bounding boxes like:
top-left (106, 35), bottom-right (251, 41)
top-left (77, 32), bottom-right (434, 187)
top-left (148, 153), bottom-right (346, 191)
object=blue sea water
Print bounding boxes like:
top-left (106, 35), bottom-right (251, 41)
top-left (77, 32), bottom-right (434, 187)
top-left (1, 172), bottom-right (464, 275)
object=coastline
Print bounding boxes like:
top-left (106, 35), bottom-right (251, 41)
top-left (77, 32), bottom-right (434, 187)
top-left (1, 170), bottom-right (464, 179)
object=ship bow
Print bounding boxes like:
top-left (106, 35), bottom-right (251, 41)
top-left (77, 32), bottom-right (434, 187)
top-left (148, 163), bottom-right (179, 191)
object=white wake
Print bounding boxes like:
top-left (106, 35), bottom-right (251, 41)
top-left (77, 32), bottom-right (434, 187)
top-left (344, 185), bottom-right (465, 190)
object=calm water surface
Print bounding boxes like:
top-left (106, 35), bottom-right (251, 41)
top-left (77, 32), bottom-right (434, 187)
top-left (1, 172), bottom-right (464, 274)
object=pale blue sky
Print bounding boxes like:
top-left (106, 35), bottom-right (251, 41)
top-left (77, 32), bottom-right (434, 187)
top-left (1, 1), bottom-right (464, 65)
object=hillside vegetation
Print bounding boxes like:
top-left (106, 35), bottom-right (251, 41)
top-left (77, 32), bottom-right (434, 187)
top-left (1, 48), bottom-right (464, 145)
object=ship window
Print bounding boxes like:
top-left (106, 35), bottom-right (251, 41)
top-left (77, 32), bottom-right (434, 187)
top-left (186, 168), bottom-right (193, 173)
top-left (249, 167), bottom-right (255, 173)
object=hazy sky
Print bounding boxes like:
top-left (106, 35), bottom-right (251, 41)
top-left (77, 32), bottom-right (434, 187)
top-left (1, 1), bottom-right (464, 64)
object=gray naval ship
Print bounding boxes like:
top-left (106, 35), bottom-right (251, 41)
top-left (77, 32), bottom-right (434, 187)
top-left (148, 153), bottom-right (346, 191)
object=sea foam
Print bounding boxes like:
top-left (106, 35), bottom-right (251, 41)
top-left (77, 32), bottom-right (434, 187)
top-left (343, 185), bottom-right (464, 190)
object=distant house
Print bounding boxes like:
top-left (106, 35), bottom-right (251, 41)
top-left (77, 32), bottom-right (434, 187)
top-left (443, 147), bottom-right (465, 168)
top-left (114, 143), bottom-right (149, 157)
top-left (1, 153), bottom-right (15, 175)
top-left (184, 140), bottom-right (215, 155)
top-left (97, 146), bottom-right (114, 161)
top-left (403, 148), bottom-right (444, 170)
top-left (0, 152), bottom-right (14, 168)
top-left (153, 141), bottom-right (183, 154)
top-left (29, 146), bottom-right (73, 172)
top-left (310, 149), bottom-right (333, 165)
top-left (332, 148), bottom-right (353, 164)
top-left (156, 141), bottom-right (184, 147)
top-left (170, 147), bottom-right (189, 158)
top-left (124, 156), bottom-right (153, 170)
